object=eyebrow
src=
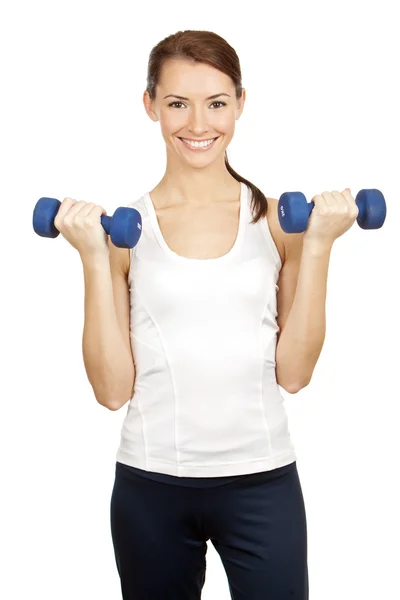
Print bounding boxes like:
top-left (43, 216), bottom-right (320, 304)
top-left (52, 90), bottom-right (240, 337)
top-left (163, 93), bottom-right (231, 101)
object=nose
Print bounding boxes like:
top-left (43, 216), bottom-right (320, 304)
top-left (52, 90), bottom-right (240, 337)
top-left (188, 106), bottom-right (209, 136)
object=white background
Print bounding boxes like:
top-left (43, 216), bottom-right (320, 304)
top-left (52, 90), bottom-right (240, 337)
top-left (1, 0), bottom-right (399, 598)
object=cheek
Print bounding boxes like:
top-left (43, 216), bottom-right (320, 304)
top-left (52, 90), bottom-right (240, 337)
top-left (211, 111), bottom-right (236, 133)
top-left (159, 108), bottom-right (185, 134)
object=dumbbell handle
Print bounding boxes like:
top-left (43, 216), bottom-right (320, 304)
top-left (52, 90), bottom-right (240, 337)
top-left (100, 214), bottom-right (112, 236)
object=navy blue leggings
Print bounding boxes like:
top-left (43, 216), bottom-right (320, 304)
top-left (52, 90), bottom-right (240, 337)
top-left (110, 461), bottom-right (308, 599)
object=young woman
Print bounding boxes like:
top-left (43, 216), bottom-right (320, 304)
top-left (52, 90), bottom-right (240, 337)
top-left (56, 29), bottom-right (358, 600)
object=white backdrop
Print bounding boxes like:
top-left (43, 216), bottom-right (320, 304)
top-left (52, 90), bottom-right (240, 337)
top-left (1, 0), bottom-right (399, 598)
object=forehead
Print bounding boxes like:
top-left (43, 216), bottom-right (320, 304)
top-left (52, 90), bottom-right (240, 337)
top-left (158, 59), bottom-right (233, 96)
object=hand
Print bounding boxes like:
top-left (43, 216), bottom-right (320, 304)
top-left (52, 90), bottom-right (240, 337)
top-left (54, 197), bottom-right (109, 258)
top-left (303, 189), bottom-right (359, 246)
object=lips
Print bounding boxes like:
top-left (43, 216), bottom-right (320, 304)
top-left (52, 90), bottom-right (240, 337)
top-left (177, 136), bottom-right (220, 150)
top-left (179, 137), bottom-right (219, 142)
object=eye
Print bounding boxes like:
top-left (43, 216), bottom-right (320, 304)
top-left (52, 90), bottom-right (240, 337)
top-left (168, 101), bottom-right (227, 109)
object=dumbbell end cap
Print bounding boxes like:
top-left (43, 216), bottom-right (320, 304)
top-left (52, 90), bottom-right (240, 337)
top-left (278, 192), bottom-right (308, 233)
top-left (107, 207), bottom-right (143, 248)
top-left (356, 189), bottom-right (387, 229)
top-left (33, 197), bottom-right (62, 238)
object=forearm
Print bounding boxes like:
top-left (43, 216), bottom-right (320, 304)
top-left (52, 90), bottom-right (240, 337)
top-left (81, 255), bottom-right (134, 410)
top-left (276, 239), bottom-right (333, 391)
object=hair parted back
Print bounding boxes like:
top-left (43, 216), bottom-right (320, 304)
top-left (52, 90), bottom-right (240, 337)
top-left (146, 29), bottom-right (268, 224)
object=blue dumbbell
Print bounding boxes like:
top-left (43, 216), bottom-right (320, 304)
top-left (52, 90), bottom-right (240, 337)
top-left (278, 189), bottom-right (387, 233)
top-left (33, 197), bottom-right (142, 249)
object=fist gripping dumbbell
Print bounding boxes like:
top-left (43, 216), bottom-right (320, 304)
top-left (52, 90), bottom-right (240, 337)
top-left (33, 197), bottom-right (142, 249)
top-left (278, 189), bottom-right (387, 233)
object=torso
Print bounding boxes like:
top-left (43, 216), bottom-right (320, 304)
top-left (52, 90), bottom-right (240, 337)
top-left (123, 184), bottom-right (285, 271)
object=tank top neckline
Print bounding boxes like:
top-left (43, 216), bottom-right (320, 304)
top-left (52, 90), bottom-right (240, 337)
top-left (143, 181), bottom-right (249, 264)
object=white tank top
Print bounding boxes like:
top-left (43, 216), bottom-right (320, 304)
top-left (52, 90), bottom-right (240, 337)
top-left (116, 182), bottom-right (297, 477)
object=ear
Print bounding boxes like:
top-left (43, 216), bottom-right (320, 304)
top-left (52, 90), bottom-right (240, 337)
top-left (143, 90), bottom-right (158, 122)
top-left (236, 88), bottom-right (246, 120)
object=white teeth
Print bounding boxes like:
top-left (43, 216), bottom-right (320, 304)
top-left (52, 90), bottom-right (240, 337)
top-left (181, 137), bottom-right (216, 148)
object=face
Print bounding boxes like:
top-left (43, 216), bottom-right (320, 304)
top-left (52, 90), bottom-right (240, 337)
top-left (143, 59), bottom-right (245, 165)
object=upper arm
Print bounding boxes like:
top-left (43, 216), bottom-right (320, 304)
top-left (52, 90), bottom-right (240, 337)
top-left (264, 196), bottom-right (304, 339)
top-left (276, 230), bottom-right (304, 339)
top-left (107, 237), bottom-right (133, 361)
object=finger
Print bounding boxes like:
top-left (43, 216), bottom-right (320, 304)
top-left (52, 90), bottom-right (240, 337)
top-left (62, 200), bottom-right (88, 228)
top-left (331, 190), bottom-right (347, 208)
top-left (91, 204), bottom-right (107, 216)
top-left (54, 197), bottom-right (77, 228)
top-left (310, 193), bottom-right (325, 208)
top-left (64, 200), bottom-right (88, 219)
top-left (342, 188), bottom-right (356, 208)
top-left (342, 188), bottom-right (359, 217)
top-left (76, 206), bottom-right (108, 233)
top-left (77, 202), bottom-right (97, 217)
top-left (321, 191), bottom-right (336, 206)
top-left (74, 203), bottom-right (107, 219)
top-left (58, 197), bottom-right (77, 216)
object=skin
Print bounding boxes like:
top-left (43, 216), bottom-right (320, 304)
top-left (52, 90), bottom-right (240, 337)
top-left (138, 59), bottom-right (287, 266)
top-left (142, 58), bottom-right (247, 207)
top-left (56, 58), bottom-right (356, 265)
top-left (116, 58), bottom-right (358, 395)
top-left (52, 57), bottom-right (360, 409)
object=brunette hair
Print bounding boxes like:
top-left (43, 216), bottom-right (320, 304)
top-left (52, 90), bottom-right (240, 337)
top-left (146, 30), bottom-right (268, 224)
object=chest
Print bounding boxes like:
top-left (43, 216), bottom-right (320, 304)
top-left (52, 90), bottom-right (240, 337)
top-left (152, 200), bottom-right (284, 262)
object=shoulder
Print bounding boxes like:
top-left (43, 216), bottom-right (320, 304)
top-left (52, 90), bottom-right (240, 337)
top-left (265, 196), bottom-right (304, 265)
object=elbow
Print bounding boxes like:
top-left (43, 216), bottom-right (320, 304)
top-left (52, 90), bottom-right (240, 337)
top-left (105, 401), bottom-right (120, 411)
top-left (99, 398), bottom-right (127, 411)
top-left (95, 390), bottom-right (131, 411)
top-left (103, 393), bottom-right (131, 411)
top-left (276, 363), bottom-right (312, 394)
top-left (107, 384), bottom-right (134, 411)
top-left (280, 382), bottom-right (302, 394)
top-left (96, 396), bottom-right (120, 411)
top-left (278, 378), bottom-right (310, 394)
top-left (93, 376), bottom-right (135, 411)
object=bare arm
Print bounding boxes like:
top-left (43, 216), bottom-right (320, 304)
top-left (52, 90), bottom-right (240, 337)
top-left (81, 245), bottom-right (135, 410)
top-left (275, 234), bottom-right (331, 393)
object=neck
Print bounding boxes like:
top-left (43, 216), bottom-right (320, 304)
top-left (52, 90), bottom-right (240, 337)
top-left (155, 155), bottom-right (239, 206)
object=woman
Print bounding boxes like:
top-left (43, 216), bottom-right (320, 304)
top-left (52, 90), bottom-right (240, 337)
top-left (56, 29), bottom-right (358, 600)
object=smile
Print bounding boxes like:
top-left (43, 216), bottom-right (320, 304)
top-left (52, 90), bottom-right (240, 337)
top-left (178, 136), bottom-right (220, 151)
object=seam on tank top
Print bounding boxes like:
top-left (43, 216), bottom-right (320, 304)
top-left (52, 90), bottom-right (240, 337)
top-left (128, 246), bottom-right (136, 277)
top-left (128, 214), bottom-right (154, 286)
top-left (131, 334), bottom-right (166, 354)
top-left (259, 212), bottom-right (282, 271)
top-left (259, 299), bottom-right (274, 458)
top-left (131, 285), bottom-right (181, 469)
top-left (126, 196), bottom-right (147, 276)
